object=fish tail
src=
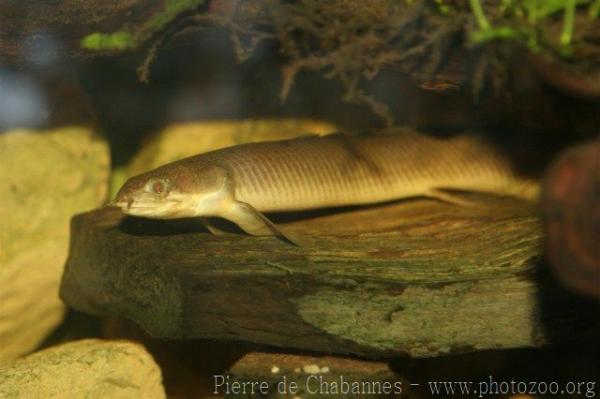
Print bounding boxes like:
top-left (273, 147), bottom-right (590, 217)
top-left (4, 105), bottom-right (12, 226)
top-left (507, 179), bottom-right (541, 202)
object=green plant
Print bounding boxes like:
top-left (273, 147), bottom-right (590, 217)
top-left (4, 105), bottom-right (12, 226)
top-left (467, 0), bottom-right (595, 55)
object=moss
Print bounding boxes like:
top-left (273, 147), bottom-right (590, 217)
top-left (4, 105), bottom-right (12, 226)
top-left (591, 0), bottom-right (600, 17)
top-left (81, 32), bottom-right (135, 51)
top-left (295, 278), bottom-right (538, 357)
top-left (214, 0), bottom-right (600, 125)
top-left (268, 0), bottom-right (430, 126)
top-left (434, 0), bottom-right (453, 15)
top-left (469, 26), bottom-right (528, 44)
top-left (81, 0), bottom-right (205, 51)
top-left (138, 0), bottom-right (205, 39)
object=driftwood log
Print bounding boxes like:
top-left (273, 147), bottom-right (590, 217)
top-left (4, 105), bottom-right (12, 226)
top-left (60, 194), bottom-right (600, 358)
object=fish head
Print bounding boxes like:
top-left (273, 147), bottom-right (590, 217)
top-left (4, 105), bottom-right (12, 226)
top-left (109, 164), bottom-right (225, 219)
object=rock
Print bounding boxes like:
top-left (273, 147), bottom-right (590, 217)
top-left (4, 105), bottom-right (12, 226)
top-left (542, 138), bottom-right (600, 299)
top-left (225, 352), bottom-right (410, 398)
top-left (0, 127), bottom-right (109, 361)
top-left (0, 339), bottom-right (165, 399)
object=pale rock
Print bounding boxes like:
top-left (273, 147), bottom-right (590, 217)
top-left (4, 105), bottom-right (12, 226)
top-left (0, 339), bottom-right (166, 399)
top-left (0, 127), bottom-right (109, 361)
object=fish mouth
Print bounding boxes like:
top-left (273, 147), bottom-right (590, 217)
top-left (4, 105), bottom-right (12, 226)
top-left (119, 204), bottom-right (159, 211)
top-left (107, 202), bottom-right (132, 213)
top-left (108, 198), bottom-right (138, 210)
top-left (112, 200), bottom-right (185, 217)
top-left (106, 199), bottom-right (120, 207)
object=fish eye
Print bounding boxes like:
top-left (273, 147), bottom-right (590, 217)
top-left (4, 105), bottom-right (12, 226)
top-left (146, 179), bottom-right (168, 195)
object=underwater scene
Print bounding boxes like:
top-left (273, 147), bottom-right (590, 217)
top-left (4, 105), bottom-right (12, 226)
top-left (0, 1), bottom-right (599, 398)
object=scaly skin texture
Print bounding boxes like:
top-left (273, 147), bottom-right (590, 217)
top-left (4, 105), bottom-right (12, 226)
top-left (216, 130), bottom-right (537, 210)
top-left (113, 128), bottom-right (538, 242)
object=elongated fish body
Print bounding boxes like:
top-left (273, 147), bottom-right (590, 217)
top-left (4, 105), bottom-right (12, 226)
top-left (113, 128), bottom-right (538, 244)
top-left (215, 131), bottom-right (534, 211)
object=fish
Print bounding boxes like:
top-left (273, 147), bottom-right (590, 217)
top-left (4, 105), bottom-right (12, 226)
top-left (111, 127), bottom-right (539, 245)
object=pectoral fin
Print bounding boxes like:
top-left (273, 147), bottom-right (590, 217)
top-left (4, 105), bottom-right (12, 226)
top-left (199, 217), bottom-right (229, 235)
top-left (225, 201), bottom-right (306, 246)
